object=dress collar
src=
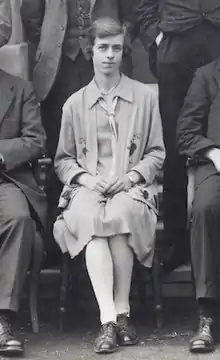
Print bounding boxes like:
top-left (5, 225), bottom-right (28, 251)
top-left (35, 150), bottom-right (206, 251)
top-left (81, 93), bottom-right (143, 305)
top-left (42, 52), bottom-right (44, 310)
top-left (87, 73), bottom-right (133, 109)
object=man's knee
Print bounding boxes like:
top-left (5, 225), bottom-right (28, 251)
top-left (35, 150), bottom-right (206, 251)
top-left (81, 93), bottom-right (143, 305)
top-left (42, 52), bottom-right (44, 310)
top-left (192, 195), bottom-right (220, 221)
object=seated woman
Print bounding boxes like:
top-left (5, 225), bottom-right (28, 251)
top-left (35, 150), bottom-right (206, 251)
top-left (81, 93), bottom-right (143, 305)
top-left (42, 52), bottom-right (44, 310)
top-left (53, 17), bottom-right (165, 355)
top-left (177, 60), bottom-right (220, 354)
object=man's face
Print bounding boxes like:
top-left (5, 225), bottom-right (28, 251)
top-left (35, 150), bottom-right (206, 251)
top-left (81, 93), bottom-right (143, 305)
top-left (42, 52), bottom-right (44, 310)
top-left (92, 34), bottom-right (124, 76)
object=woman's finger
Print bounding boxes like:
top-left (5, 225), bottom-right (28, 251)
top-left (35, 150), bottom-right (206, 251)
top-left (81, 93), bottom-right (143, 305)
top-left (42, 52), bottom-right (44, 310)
top-left (107, 180), bottom-right (124, 194)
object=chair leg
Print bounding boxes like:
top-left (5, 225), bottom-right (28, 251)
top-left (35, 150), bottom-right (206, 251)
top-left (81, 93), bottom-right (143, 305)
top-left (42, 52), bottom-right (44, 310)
top-left (59, 253), bottom-right (70, 331)
top-left (136, 262), bottom-right (147, 310)
top-left (152, 250), bottom-right (163, 329)
top-left (29, 231), bottom-right (44, 333)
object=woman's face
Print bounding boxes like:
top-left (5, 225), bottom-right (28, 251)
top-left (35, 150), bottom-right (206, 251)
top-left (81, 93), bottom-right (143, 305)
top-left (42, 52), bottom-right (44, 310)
top-left (92, 33), bottom-right (124, 76)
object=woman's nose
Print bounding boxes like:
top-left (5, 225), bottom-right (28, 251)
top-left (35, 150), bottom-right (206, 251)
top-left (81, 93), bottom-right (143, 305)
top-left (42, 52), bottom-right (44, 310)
top-left (107, 48), bottom-right (114, 58)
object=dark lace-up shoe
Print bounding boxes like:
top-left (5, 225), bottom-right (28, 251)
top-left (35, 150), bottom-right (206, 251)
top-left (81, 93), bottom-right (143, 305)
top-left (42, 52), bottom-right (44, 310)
top-left (117, 313), bottom-right (139, 346)
top-left (94, 321), bottom-right (118, 354)
top-left (190, 315), bottom-right (215, 353)
top-left (0, 313), bottom-right (24, 356)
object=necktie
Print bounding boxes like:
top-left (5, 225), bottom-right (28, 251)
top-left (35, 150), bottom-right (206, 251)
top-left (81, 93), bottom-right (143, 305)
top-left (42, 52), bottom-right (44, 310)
top-left (98, 96), bottom-right (118, 178)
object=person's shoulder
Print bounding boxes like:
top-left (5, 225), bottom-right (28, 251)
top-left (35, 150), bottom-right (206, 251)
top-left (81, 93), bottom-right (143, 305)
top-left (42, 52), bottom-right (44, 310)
top-left (0, 70), bottom-right (32, 89)
top-left (195, 59), bottom-right (219, 78)
top-left (0, 71), bottom-right (36, 100)
top-left (126, 76), bottom-right (158, 99)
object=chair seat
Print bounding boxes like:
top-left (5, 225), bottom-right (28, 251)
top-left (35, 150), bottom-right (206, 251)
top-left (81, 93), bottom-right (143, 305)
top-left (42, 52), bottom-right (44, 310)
top-left (163, 264), bottom-right (192, 283)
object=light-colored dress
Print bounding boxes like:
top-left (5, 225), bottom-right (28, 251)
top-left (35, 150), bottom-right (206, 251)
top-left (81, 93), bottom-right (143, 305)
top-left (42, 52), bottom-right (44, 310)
top-left (53, 75), bottom-right (165, 267)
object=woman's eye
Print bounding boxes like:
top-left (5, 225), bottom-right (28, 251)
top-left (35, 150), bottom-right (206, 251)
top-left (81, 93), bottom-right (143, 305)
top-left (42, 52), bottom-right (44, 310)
top-left (99, 45), bottom-right (108, 51)
top-left (113, 46), bottom-right (122, 52)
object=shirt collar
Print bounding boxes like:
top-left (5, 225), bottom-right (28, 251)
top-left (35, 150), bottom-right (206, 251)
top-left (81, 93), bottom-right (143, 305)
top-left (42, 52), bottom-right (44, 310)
top-left (87, 74), bottom-right (133, 109)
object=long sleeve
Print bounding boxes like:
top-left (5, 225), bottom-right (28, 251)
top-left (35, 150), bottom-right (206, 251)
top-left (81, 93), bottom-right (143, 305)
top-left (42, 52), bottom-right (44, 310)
top-left (177, 68), bottom-right (214, 160)
top-left (136, 0), bottom-right (160, 50)
top-left (54, 103), bottom-right (88, 186)
top-left (131, 88), bottom-right (165, 185)
top-left (0, 0), bottom-right (12, 47)
top-left (0, 81), bottom-right (46, 171)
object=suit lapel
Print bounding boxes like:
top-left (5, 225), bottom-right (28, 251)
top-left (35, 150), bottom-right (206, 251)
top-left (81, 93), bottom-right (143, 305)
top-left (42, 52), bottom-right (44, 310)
top-left (0, 72), bottom-right (15, 127)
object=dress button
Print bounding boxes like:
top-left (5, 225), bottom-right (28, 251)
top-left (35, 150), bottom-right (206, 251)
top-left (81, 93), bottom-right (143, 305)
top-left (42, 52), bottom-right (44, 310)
top-left (57, 42), bottom-right (61, 47)
top-left (60, 25), bottom-right (65, 31)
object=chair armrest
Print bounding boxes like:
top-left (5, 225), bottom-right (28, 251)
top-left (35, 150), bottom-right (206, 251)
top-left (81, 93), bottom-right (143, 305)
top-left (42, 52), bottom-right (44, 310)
top-left (32, 154), bottom-right (52, 191)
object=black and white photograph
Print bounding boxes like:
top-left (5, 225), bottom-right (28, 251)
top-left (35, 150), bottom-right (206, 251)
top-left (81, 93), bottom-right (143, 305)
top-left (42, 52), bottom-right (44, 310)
top-left (0, 0), bottom-right (220, 359)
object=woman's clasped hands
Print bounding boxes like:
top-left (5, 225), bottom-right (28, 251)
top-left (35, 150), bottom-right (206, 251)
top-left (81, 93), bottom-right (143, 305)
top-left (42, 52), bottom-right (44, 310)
top-left (77, 173), bottom-right (132, 195)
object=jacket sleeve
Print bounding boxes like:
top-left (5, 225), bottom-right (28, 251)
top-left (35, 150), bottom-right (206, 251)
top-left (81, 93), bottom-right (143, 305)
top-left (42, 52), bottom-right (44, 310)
top-left (0, 0), bottom-right (12, 47)
top-left (21, 0), bottom-right (45, 45)
top-left (131, 88), bottom-right (165, 185)
top-left (0, 81), bottom-right (46, 171)
top-left (54, 102), bottom-right (88, 186)
top-left (177, 68), bottom-right (215, 160)
top-left (136, 0), bottom-right (160, 50)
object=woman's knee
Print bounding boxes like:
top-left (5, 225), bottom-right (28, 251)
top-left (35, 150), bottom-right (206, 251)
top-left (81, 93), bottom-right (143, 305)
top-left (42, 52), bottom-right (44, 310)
top-left (86, 237), bottom-right (109, 251)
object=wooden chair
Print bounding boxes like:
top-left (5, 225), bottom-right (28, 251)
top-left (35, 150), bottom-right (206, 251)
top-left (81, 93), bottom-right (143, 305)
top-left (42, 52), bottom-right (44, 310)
top-left (152, 159), bottom-right (196, 327)
top-left (58, 178), bottom-right (164, 331)
top-left (28, 155), bottom-right (52, 333)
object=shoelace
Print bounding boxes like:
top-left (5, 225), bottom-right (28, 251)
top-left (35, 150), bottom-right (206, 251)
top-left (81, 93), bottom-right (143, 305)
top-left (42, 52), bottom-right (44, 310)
top-left (101, 323), bottom-right (117, 338)
top-left (0, 315), bottom-right (13, 336)
top-left (199, 317), bottom-right (213, 336)
top-left (117, 314), bottom-right (129, 330)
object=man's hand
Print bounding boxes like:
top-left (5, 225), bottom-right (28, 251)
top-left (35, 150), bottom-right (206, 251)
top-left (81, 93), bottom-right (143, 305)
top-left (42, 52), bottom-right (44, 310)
top-left (77, 173), bottom-right (109, 193)
top-left (205, 148), bottom-right (220, 172)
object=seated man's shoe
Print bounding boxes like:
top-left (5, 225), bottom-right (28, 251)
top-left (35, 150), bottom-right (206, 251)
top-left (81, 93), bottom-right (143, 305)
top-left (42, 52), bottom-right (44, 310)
top-left (94, 321), bottom-right (118, 354)
top-left (0, 313), bottom-right (24, 356)
top-left (117, 313), bottom-right (139, 346)
top-left (189, 315), bottom-right (215, 353)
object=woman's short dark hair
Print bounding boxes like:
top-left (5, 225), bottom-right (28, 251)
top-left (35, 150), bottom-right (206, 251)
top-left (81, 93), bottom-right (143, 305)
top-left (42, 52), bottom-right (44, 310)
top-left (86, 17), bottom-right (131, 56)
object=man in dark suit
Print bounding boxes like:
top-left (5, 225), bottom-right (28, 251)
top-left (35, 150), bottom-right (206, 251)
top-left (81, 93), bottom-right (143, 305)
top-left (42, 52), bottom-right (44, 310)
top-left (0, 1), bottom-right (45, 356)
top-left (21, 0), bottom-right (136, 262)
top-left (136, 0), bottom-right (220, 271)
top-left (177, 59), bottom-right (220, 353)
top-left (0, 71), bottom-right (46, 355)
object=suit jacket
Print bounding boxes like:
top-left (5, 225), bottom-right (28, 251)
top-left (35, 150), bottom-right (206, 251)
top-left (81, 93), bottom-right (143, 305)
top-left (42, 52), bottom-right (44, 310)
top-left (177, 60), bottom-right (220, 188)
top-left (0, 0), bottom-right (11, 47)
top-left (21, 0), bottom-right (135, 101)
top-left (136, 0), bottom-right (220, 50)
top-left (0, 70), bottom-right (47, 229)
